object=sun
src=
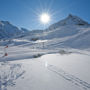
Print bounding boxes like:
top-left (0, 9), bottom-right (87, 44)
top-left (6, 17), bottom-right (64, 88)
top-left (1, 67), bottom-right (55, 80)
top-left (40, 13), bottom-right (50, 24)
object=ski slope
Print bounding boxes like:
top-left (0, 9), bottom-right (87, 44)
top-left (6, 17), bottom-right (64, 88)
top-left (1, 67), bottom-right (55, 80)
top-left (0, 14), bottom-right (90, 90)
top-left (0, 51), bottom-right (90, 90)
top-left (0, 36), bottom-right (90, 90)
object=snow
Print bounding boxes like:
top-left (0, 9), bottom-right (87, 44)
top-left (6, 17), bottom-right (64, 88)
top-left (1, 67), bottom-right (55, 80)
top-left (0, 21), bottom-right (29, 39)
top-left (0, 50), bottom-right (90, 90)
top-left (0, 43), bottom-right (90, 90)
top-left (48, 14), bottom-right (89, 30)
top-left (20, 17), bottom-right (90, 49)
top-left (41, 53), bottom-right (90, 83)
top-left (0, 14), bottom-right (90, 90)
top-left (1, 14), bottom-right (90, 49)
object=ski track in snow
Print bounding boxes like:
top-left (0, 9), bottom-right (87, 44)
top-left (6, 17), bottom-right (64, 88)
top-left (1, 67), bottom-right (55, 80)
top-left (47, 64), bottom-right (90, 90)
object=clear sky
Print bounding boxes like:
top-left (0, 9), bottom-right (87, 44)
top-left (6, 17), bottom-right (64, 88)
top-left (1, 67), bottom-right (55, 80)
top-left (0, 0), bottom-right (90, 30)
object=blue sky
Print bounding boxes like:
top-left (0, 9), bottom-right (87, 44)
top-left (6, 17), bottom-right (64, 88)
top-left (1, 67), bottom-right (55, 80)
top-left (0, 0), bottom-right (90, 30)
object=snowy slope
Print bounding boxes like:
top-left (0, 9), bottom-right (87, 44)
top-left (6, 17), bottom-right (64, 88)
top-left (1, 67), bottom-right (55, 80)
top-left (43, 14), bottom-right (90, 39)
top-left (0, 51), bottom-right (90, 90)
top-left (48, 14), bottom-right (89, 30)
top-left (19, 14), bottom-right (90, 49)
top-left (41, 26), bottom-right (90, 49)
top-left (0, 14), bottom-right (90, 90)
top-left (0, 14), bottom-right (90, 49)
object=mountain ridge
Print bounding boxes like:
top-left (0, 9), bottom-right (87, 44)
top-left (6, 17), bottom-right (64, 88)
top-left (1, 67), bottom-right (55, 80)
top-left (48, 14), bottom-right (89, 30)
top-left (0, 14), bottom-right (90, 49)
top-left (0, 20), bottom-right (30, 39)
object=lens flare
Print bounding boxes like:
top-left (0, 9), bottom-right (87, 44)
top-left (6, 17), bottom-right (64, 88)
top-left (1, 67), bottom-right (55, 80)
top-left (40, 13), bottom-right (50, 24)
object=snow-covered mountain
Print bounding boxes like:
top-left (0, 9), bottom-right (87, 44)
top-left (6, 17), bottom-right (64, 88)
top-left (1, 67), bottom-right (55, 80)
top-left (0, 14), bottom-right (90, 49)
top-left (21, 14), bottom-right (90, 49)
top-left (22, 14), bottom-right (90, 39)
top-left (42, 14), bottom-right (90, 49)
top-left (48, 14), bottom-right (89, 30)
top-left (0, 21), bottom-right (29, 39)
top-left (0, 14), bottom-right (90, 90)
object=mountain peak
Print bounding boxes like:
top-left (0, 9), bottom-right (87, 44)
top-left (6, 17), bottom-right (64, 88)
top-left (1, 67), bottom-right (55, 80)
top-left (68, 14), bottom-right (73, 17)
top-left (66, 14), bottom-right (89, 25)
top-left (48, 14), bottom-right (89, 30)
top-left (0, 20), bottom-right (29, 39)
top-left (67, 14), bottom-right (79, 19)
top-left (1, 21), bottom-right (11, 25)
